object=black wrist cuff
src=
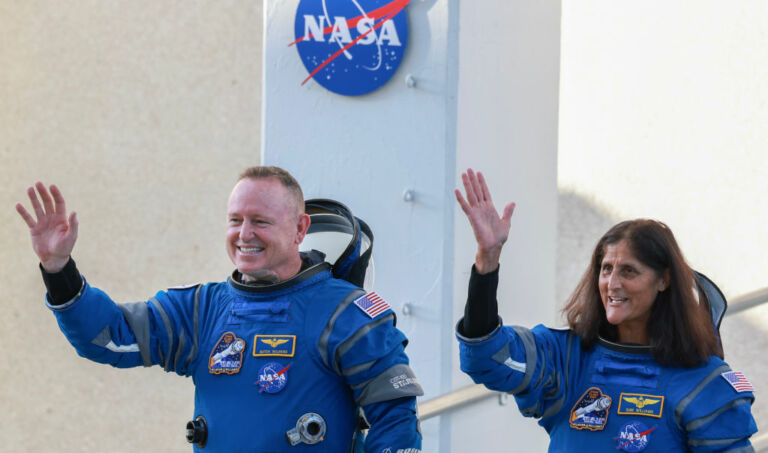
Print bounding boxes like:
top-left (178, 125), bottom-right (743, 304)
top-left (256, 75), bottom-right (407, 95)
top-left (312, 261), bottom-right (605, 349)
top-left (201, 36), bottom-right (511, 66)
top-left (462, 263), bottom-right (500, 338)
top-left (40, 258), bottom-right (83, 306)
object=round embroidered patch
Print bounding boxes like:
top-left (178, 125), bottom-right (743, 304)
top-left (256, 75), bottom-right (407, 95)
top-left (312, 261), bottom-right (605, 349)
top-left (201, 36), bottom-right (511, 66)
top-left (257, 362), bottom-right (290, 394)
top-left (615, 421), bottom-right (655, 452)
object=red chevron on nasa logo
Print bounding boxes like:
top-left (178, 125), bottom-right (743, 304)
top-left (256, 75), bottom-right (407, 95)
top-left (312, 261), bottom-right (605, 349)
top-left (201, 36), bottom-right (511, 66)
top-left (353, 292), bottom-right (391, 318)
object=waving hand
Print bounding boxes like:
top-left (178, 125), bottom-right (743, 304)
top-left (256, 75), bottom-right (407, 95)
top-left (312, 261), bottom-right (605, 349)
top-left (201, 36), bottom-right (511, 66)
top-left (16, 182), bottom-right (79, 273)
top-left (454, 169), bottom-right (515, 274)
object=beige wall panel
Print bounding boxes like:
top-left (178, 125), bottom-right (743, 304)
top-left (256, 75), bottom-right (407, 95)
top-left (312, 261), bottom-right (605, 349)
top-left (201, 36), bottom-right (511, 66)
top-left (1, 2), bottom-right (262, 451)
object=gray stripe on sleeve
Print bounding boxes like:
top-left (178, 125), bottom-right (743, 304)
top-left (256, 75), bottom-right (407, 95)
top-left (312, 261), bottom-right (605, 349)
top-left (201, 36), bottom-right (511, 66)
top-left (353, 363), bottom-right (424, 406)
top-left (715, 445), bottom-right (755, 453)
top-left (318, 289), bottom-right (366, 369)
top-left (173, 329), bottom-right (187, 373)
top-left (675, 363), bottom-right (730, 430)
top-left (184, 286), bottom-right (202, 370)
top-left (342, 358), bottom-right (378, 377)
top-left (685, 397), bottom-right (753, 432)
top-left (117, 302), bottom-right (152, 367)
top-left (150, 297), bottom-right (175, 372)
top-left (334, 313), bottom-right (395, 375)
top-left (509, 326), bottom-right (537, 395)
top-left (91, 326), bottom-right (112, 348)
top-left (540, 332), bottom-right (574, 419)
top-left (688, 436), bottom-right (753, 448)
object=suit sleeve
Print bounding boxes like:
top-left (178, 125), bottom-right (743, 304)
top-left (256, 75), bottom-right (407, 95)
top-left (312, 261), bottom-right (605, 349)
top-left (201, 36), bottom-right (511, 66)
top-left (47, 278), bottom-right (203, 377)
top-left (675, 364), bottom-right (757, 452)
top-left (318, 289), bottom-right (423, 452)
top-left (457, 322), bottom-right (573, 421)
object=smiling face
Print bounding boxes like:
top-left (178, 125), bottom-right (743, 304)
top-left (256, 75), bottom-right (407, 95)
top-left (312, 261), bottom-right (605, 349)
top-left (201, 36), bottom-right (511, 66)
top-left (226, 177), bottom-right (310, 282)
top-left (598, 240), bottom-right (669, 344)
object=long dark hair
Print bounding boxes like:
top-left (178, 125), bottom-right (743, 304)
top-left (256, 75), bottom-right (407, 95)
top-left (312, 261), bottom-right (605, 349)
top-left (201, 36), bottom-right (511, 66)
top-left (563, 219), bottom-right (722, 367)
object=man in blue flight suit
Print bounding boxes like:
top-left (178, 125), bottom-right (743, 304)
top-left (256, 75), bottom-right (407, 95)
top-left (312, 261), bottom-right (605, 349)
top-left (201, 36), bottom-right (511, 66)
top-left (16, 166), bottom-right (423, 452)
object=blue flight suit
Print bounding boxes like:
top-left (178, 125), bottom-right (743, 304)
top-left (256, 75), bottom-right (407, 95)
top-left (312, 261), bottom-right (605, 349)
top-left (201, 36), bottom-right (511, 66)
top-left (458, 322), bottom-right (757, 452)
top-left (47, 259), bottom-right (423, 452)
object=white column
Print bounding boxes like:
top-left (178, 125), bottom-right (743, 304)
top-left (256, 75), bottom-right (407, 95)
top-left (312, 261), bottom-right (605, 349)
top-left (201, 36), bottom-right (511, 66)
top-left (262, 1), bottom-right (559, 450)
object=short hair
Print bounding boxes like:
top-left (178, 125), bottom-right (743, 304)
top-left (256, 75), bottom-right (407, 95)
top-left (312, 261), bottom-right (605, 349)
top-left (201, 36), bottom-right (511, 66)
top-left (563, 219), bottom-right (721, 367)
top-left (238, 166), bottom-right (304, 213)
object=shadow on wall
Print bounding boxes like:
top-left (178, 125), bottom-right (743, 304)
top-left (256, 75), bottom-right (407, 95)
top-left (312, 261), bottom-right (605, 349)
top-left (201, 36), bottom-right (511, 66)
top-left (556, 189), bottom-right (615, 307)
top-left (557, 189), bottom-right (767, 427)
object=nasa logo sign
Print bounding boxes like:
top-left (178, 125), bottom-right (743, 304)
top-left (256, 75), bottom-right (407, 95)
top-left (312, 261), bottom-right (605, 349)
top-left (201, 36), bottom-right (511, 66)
top-left (291, 0), bottom-right (410, 96)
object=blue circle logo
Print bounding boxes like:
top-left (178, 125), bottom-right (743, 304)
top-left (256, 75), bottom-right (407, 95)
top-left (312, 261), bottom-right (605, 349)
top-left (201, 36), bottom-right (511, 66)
top-left (257, 362), bottom-right (289, 394)
top-left (615, 421), bottom-right (655, 452)
top-left (292, 0), bottom-right (409, 96)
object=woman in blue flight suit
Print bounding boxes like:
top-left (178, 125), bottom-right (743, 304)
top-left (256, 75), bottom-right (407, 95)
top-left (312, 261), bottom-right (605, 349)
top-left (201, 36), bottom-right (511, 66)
top-left (454, 169), bottom-right (757, 452)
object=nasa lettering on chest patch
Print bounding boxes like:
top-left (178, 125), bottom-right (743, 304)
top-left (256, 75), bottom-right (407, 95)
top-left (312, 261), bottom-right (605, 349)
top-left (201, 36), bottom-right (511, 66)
top-left (253, 335), bottom-right (296, 357)
top-left (615, 421), bottom-right (656, 452)
top-left (569, 387), bottom-right (612, 431)
top-left (618, 393), bottom-right (664, 418)
top-left (257, 361), bottom-right (291, 394)
top-left (208, 332), bottom-right (246, 375)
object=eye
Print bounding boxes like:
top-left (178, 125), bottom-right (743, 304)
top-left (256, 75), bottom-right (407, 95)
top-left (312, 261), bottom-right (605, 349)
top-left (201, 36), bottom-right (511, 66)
top-left (253, 219), bottom-right (270, 226)
top-left (228, 218), bottom-right (242, 225)
top-left (601, 264), bottom-right (612, 274)
top-left (622, 267), bottom-right (638, 277)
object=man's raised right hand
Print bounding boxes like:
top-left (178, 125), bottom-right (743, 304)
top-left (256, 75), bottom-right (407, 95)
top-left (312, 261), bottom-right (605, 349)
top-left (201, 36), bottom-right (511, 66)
top-left (16, 182), bottom-right (79, 273)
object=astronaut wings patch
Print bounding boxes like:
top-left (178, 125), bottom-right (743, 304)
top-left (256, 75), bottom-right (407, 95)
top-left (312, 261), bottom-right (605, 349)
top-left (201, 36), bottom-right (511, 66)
top-left (353, 292), bottom-right (391, 318)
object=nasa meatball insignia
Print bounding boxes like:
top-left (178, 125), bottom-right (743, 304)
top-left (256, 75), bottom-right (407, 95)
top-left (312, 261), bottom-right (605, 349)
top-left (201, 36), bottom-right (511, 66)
top-left (257, 362), bottom-right (291, 394)
top-left (292, 0), bottom-right (410, 96)
top-left (615, 421), bottom-right (656, 452)
top-left (569, 387), bottom-right (612, 431)
top-left (208, 332), bottom-right (247, 375)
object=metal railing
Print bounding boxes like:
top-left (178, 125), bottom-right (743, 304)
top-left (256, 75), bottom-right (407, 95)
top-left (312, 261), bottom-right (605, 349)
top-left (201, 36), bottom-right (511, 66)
top-left (418, 286), bottom-right (768, 449)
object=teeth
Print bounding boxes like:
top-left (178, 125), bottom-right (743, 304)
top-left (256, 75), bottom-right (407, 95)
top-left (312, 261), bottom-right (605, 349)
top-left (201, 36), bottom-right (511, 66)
top-left (240, 247), bottom-right (263, 253)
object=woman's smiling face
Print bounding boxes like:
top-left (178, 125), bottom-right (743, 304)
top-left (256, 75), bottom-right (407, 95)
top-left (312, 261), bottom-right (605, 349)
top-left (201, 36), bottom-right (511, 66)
top-left (598, 239), bottom-right (669, 344)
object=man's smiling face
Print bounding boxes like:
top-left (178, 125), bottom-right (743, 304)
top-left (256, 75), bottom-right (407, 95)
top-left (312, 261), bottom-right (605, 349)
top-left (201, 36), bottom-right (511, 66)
top-left (226, 177), bottom-right (309, 282)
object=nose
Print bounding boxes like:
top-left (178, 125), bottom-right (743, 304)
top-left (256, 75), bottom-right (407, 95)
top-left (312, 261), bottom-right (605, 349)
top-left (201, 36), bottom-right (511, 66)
top-left (607, 270), bottom-right (621, 290)
top-left (239, 222), bottom-right (255, 242)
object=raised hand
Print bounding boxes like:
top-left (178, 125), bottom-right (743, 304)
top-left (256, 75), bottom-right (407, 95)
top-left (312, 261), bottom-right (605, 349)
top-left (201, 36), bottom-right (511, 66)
top-left (454, 169), bottom-right (515, 274)
top-left (16, 182), bottom-right (79, 273)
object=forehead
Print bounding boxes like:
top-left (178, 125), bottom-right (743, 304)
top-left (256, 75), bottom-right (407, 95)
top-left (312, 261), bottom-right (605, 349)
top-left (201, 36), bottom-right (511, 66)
top-left (227, 177), bottom-right (299, 215)
top-left (601, 240), bottom-right (641, 264)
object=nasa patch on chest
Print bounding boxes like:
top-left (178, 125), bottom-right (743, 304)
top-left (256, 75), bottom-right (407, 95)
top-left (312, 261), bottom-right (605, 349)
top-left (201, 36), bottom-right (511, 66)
top-left (615, 421), bottom-right (656, 452)
top-left (569, 387), bottom-right (612, 431)
top-left (257, 362), bottom-right (291, 394)
top-left (208, 332), bottom-right (246, 375)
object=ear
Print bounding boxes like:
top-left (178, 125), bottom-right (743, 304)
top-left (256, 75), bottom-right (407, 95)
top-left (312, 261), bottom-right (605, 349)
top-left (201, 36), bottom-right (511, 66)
top-left (658, 269), bottom-right (671, 292)
top-left (295, 213), bottom-right (311, 244)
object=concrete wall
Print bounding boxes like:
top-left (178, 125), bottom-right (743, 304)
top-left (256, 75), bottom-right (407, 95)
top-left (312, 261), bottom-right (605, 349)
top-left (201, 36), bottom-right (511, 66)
top-left (1, 2), bottom-right (262, 451)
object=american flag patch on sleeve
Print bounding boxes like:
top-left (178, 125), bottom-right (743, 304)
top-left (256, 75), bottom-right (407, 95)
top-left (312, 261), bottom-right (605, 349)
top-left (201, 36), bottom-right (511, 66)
top-left (721, 371), bottom-right (755, 393)
top-left (353, 292), bottom-right (391, 318)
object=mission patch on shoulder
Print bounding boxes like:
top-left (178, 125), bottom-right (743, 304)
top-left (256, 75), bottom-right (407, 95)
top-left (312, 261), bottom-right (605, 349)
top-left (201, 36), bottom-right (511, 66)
top-left (721, 370), bottom-right (755, 393)
top-left (353, 292), bottom-right (391, 318)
